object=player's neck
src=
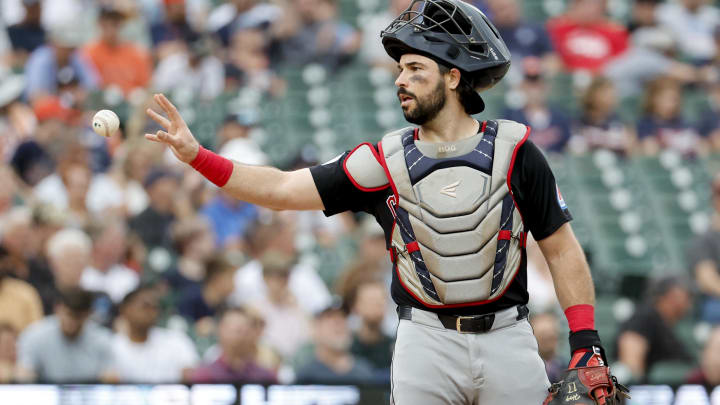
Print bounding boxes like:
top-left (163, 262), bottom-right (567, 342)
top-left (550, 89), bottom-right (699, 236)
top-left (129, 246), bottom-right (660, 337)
top-left (418, 107), bottom-right (478, 143)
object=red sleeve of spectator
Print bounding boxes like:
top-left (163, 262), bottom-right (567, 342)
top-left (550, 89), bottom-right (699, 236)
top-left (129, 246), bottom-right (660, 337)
top-left (564, 304), bottom-right (595, 333)
top-left (190, 146), bottom-right (234, 187)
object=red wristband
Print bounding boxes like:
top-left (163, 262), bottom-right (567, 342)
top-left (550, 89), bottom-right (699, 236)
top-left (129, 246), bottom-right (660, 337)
top-left (564, 304), bottom-right (595, 333)
top-left (190, 146), bottom-right (233, 187)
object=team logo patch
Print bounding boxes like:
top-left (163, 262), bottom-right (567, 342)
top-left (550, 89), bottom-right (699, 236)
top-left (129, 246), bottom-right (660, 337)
top-left (556, 185), bottom-right (567, 210)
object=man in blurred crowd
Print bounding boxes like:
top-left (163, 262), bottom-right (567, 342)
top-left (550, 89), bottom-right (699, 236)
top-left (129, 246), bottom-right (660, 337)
top-left (111, 285), bottom-right (198, 383)
top-left (83, 6), bottom-right (152, 97)
top-left (359, 0), bottom-right (411, 69)
top-left (0, 323), bottom-right (17, 383)
top-left (6, 0), bottom-right (45, 60)
top-left (614, 277), bottom-right (694, 383)
top-left (688, 174), bottom-right (720, 324)
top-left (349, 279), bottom-right (393, 375)
top-left (295, 301), bottom-right (374, 384)
top-left (80, 220), bottom-right (139, 304)
top-left (687, 327), bottom-right (720, 387)
top-left (210, 0), bottom-right (283, 47)
top-left (191, 307), bottom-right (276, 384)
top-left (546, 0), bottom-right (628, 72)
top-left (657, 0), bottom-right (720, 64)
top-left (178, 255), bottom-right (235, 323)
top-left (151, 0), bottom-right (200, 48)
top-left (128, 168), bottom-right (180, 252)
top-left (24, 23), bottom-right (98, 101)
top-left (530, 312), bottom-right (566, 383)
top-left (0, 263), bottom-right (43, 334)
top-left (16, 287), bottom-right (114, 383)
top-left (502, 58), bottom-right (571, 153)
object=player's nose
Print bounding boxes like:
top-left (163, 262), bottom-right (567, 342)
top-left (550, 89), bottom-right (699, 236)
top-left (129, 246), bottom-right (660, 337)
top-left (395, 70), bottom-right (408, 88)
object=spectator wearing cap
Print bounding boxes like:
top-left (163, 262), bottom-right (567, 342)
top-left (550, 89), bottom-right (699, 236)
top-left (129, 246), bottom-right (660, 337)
top-left (191, 307), bottom-right (277, 384)
top-left (569, 76), bottom-right (635, 155)
top-left (687, 327), bottom-right (720, 388)
top-left (128, 168), bottom-right (180, 252)
top-left (231, 214), bottom-right (332, 314)
top-left (657, 0), bottom-right (720, 64)
top-left (152, 36), bottom-right (225, 101)
top-left (178, 255), bottom-right (236, 324)
top-left (348, 279), bottom-right (393, 376)
top-left (6, 0), bottom-right (45, 63)
top-left (80, 220), bottom-right (139, 304)
top-left (486, 0), bottom-right (557, 72)
top-left (23, 22), bottom-right (98, 101)
top-left (247, 251), bottom-right (311, 360)
top-left (111, 285), bottom-right (198, 383)
top-left (0, 323), bottom-right (18, 383)
top-left (687, 174), bottom-right (720, 324)
top-left (295, 300), bottom-right (374, 384)
top-left (16, 287), bottom-right (115, 383)
top-left (501, 58), bottom-right (572, 153)
top-left (636, 76), bottom-right (705, 156)
top-left (614, 277), bottom-right (694, 384)
top-left (83, 6), bottom-right (152, 97)
top-left (546, 0), bottom-right (629, 72)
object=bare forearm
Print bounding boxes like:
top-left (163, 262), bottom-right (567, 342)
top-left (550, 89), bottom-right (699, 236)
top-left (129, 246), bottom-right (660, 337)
top-left (221, 163), bottom-right (324, 211)
top-left (539, 224), bottom-right (595, 310)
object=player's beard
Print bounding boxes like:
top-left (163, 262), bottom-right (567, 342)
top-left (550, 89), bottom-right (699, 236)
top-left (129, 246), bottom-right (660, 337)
top-left (399, 78), bottom-right (447, 125)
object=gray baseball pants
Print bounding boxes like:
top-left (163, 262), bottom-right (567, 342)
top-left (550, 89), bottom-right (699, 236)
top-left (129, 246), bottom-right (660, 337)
top-left (390, 305), bottom-right (551, 405)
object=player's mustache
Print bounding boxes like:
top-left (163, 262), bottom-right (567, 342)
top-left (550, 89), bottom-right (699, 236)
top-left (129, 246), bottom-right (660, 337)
top-left (397, 88), bottom-right (416, 100)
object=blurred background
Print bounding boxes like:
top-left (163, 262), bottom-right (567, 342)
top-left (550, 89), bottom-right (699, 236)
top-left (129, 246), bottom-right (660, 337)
top-left (0, 0), bottom-right (719, 403)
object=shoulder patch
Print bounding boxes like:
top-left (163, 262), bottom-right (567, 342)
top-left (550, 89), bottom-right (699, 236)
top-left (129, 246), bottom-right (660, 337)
top-left (343, 143), bottom-right (389, 191)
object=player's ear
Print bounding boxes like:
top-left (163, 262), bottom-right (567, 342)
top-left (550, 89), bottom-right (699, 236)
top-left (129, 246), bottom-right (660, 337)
top-left (447, 68), bottom-right (461, 91)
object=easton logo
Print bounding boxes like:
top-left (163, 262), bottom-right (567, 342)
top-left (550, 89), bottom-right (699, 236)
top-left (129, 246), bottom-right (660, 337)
top-left (438, 144), bottom-right (456, 153)
top-left (440, 180), bottom-right (461, 198)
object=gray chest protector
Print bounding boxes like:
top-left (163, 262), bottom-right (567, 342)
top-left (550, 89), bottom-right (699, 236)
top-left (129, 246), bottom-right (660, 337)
top-left (378, 120), bottom-right (529, 307)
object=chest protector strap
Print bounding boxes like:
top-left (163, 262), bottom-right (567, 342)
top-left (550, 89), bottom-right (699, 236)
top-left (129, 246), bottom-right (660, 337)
top-left (379, 120), bottom-right (530, 308)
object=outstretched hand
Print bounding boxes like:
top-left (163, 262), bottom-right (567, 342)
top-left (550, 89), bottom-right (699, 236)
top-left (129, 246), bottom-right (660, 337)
top-left (145, 94), bottom-right (200, 163)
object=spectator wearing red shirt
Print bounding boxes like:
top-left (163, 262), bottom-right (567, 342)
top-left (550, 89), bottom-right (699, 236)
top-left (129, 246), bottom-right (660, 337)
top-left (546, 0), bottom-right (629, 72)
top-left (83, 7), bottom-right (152, 97)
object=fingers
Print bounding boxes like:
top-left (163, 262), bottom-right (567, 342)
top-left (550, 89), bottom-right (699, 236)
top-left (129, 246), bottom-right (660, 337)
top-left (145, 131), bottom-right (175, 145)
top-left (146, 108), bottom-right (171, 129)
top-left (154, 93), bottom-right (184, 125)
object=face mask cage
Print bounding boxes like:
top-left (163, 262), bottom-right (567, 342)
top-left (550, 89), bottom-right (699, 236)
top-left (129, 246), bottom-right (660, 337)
top-left (381, 0), bottom-right (491, 59)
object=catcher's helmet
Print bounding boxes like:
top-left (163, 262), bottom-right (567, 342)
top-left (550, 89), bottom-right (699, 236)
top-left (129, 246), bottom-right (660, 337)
top-left (381, 0), bottom-right (511, 114)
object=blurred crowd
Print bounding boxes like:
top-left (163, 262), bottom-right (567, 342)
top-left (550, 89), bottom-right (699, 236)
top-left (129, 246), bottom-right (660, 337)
top-left (0, 0), bottom-right (719, 390)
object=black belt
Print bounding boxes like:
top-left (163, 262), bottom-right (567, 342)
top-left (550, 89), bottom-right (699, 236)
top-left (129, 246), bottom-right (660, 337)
top-left (397, 304), bottom-right (529, 333)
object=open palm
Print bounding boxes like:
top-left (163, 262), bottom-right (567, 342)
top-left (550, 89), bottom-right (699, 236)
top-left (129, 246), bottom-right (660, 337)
top-left (145, 94), bottom-right (200, 163)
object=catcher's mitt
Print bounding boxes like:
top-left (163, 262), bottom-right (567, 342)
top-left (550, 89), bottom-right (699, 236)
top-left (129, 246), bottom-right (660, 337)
top-left (542, 366), bottom-right (630, 405)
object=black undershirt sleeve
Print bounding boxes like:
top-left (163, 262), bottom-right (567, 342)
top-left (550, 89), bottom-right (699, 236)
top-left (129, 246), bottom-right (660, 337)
top-left (309, 151), bottom-right (379, 216)
top-left (509, 140), bottom-right (572, 241)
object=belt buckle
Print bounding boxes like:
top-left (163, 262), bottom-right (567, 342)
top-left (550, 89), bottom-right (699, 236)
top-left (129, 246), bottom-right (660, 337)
top-left (455, 316), bottom-right (475, 333)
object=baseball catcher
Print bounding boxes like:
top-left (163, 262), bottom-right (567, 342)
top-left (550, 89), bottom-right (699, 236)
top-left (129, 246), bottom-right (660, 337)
top-left (145, 0), bottom-right (628, 403)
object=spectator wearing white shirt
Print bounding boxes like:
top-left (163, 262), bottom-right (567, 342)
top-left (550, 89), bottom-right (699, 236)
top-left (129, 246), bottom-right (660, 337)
top-left (111, 285), bottom-right (198, 383)
top-left (80, 220), bottom-right (138, 303)
top-left (231, 214), bottom-right (331, 314)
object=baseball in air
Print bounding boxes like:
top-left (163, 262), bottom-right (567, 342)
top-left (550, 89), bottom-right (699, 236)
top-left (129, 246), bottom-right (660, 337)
top-left (92, 110), bottom-right (120, 137)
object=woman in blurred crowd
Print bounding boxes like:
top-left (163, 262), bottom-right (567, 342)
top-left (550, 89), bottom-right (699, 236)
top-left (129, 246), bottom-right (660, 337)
top-left (637, 76), bottom-right (705, 156)
top-left (570, 76), bottom-right (635, 155)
